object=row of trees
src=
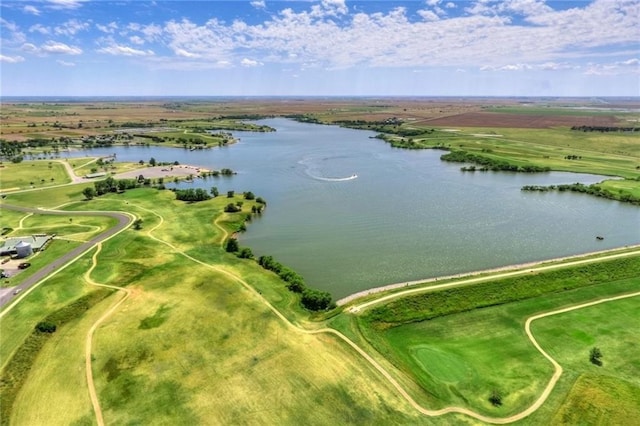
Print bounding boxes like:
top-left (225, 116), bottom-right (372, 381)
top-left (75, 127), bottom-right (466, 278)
top-left (441, 151), bottom-right (551, 173)
top-left (521, 182), bottom-right (640, 205)
top-left (256, 255), bottom-right (333, 311)
top-left (571, 125), bottom-right (638, 133)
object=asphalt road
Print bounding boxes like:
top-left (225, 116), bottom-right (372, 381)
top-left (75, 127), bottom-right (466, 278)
top-left (0, 204), bottom-right (131, 309)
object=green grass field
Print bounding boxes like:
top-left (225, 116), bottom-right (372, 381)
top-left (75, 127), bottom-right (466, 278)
top-left (1, 188), bottom-right (428, 425)
top-left (1, 102), bottom-right (639, 424)
top-left (345, 274), bottom-right (639, 420)
top-left (0, 161), bottom-right (70, 191)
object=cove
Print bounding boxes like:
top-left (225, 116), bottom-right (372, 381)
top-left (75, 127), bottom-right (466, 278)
top-left (64, 118), bottom-right (640, 299)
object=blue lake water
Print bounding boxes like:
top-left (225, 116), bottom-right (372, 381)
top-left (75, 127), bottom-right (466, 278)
top-left (63, 118), bottom-right (640, 298)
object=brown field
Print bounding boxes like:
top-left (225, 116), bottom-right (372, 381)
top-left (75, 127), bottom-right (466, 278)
top-left (1, 98), bottom-right (636, 142)
top-left (419, 111), bottom-right (621, 128)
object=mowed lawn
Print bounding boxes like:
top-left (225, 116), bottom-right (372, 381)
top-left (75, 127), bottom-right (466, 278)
top-left (0, 161), bottom-right (70, 191)
top-left (355, 275), bottom-right (640, 419)
top-left (531, 295), bottom-right (640, 425)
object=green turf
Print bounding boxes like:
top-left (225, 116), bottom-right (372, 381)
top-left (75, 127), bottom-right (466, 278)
top-left (0, 160), bottom-right (70, 191)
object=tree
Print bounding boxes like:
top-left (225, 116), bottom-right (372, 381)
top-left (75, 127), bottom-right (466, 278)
top-left (489, 389), bottom-right (502, 407)
top-left (149, 157), bottom-right (157, 166)
top-left (225, 238), bottom-right (239, 253)
top-left (238, 247), bottom-right (254, 259)
top-left (243, 191), bottom-right (255, 200)
top-left (589, 347), bottom-right (603, 366)
top-left (82, 187), bottom-right (96, 200)
top-left (133, 218), bottom-right (143, 230)
top-left (35, 321), bottom-right (57, 333)
top-left (210, 186), bottom-right (219, 197)
top-left (301, 288), bottom-right (332, 311)
top-left (227, 190), bottom-right (235, 198)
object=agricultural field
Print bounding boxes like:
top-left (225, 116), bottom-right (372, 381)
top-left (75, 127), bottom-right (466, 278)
top-left (0, 98), bottom-right (639, 425)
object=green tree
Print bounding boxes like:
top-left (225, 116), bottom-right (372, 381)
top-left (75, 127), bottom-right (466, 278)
top-left (489, 389), bottom-right (502, 407)
top-left (227, 190), bottom-right (235, 198)
top-left (238, 247), bottom-right (253, 259)
top-left (149, 157), bottom-right (157, 166)
top-left (210, 186), bottom-right (219, 197)
top-left (589, 347), bottom-right (603, 366)
top-left (82, 187), bottom-right (96, 200)
top-left (301, 288), bottom-right (333, 311)
top-left (225, 238), bottom-right (239, 252)
top-left (35, 321), bottom-right (57, 333)
top-left (133, 218), bottom-right (143, 230)
top-left (243, 191), bottom-right (255, 200)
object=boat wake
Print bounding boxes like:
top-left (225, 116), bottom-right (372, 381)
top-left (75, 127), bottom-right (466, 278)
top-left (307, 173), bottom-right (358, 182)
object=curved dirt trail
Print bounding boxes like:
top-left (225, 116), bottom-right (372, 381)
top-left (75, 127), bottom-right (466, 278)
top-left (84, 244), bottom-right (131, 426)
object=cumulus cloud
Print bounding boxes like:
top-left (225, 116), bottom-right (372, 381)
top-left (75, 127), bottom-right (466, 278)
top-left (41, 41), bottom-right (83, 55)
top-left (585, 58), bottom-right (640, 75)
top-left (0, 54), bottom-right (25, 63)
top-left (251, 0), bottom-right (266, 9)
top-left (56, 59), bottom-right (76, 66)
top-left (97, 22), bottom-right (118, 34)
top-left (54, 19), bottom-right (90, 36)
top-left (29, 24), bottom-right (50, 34)
top-left (97, 44), bottom-right (154, 56)
top-left (241, 58), bottom-right (263, 67)
top-left (23, 5), bottom-right (41, 15)
top-left (45, 0), bottom-right (86, 10)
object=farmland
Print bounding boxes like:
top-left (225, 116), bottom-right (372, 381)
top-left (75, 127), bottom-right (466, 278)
top-left (0, 98), bottom-right (639, 425)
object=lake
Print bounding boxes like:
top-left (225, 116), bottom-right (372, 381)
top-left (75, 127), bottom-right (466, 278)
top-left (64, 118), bottom-right (640, 299)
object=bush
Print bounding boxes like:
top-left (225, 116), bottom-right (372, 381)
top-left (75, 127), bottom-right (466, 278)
top-left (225, 238), bottom-right (239, 253)
top-left (301, 288), bottom-right (333, 311)
top-left (35, 321), bottom-right (57, 333)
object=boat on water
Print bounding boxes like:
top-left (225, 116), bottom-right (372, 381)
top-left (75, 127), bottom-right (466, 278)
top-left (351, 174), bottom-right (357, 179)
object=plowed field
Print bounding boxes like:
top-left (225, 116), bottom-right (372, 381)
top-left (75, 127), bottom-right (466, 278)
top-left (422, 111), bottom-right (620, 128)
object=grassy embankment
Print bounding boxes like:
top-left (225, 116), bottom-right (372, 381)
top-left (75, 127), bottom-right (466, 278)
top-left (331, 256), bottom-right (640, 421)
top-left (0, 185), bottom-right (427, 425)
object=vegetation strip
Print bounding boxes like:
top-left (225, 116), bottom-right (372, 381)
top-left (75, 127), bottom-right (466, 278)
top-left (0, 289), bottom-right (113, 426)
top-left (361, 256), bottom-right (640, 328)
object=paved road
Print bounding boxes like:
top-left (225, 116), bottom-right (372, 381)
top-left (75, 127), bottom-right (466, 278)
top-left (0, 204), bottom-right (131, 310)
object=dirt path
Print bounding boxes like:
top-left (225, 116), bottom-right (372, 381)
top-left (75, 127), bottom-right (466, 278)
top-left (56, 159), bottom-right (86, 184)
top-left (83, 243), bottom-right (130, 426)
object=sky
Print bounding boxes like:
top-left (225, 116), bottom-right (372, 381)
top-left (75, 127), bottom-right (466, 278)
top-left (1, 0), bottom-right (638, 97)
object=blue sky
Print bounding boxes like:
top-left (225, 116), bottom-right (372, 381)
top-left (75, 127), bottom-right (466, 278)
top-left (1, 0), bottom-right (638, 96)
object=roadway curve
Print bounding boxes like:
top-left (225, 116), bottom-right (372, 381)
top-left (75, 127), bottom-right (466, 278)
top-left (0, 204), bottom-right (132, 311)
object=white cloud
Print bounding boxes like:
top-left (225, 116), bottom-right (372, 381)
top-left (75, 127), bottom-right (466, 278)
top-left (129, 35), bottom-right (145, 45)
top-left (23, 5), bottom-right (41, 16)
top-left (0, 54), bottom-right (25, 63)
top-left (41, 41), bottom-right (83, 55)
top-left (46, 0), bottom-right (86, 10)
top-left (251, 0), bottom-right (266, 9)
top-left (29, 24), bottom-right (50, 34)
top-left (97, 44), bottom-right (154, 56)
top-left (1, 18), bottom-right (26, 45)
top-left (445, 2), bottom-right (456, 9)
top-left (241, 58), bottom-right (263, 67)
top-left (418, 10), bottom-right (440, 21)
top-left (21, 40), bottom-right (82, 55)
top-left (56, 59), bottom-right (76, 66)
top-left (97, 22), bottom-right (118, 34)
top-left (54, 19), bottom-right (90, 36)
top-left (585, 58), bottom-right (640, 75)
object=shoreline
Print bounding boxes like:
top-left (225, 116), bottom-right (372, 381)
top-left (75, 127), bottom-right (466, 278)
top-left (336, 244), bottom-right (640, 306)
